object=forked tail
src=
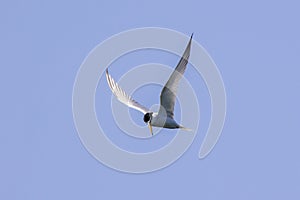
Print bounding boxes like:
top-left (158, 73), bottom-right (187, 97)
top-left (179, 126), bottom-right (192, 131)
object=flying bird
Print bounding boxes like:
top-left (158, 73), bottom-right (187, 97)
top-left (106, 34), bottom-right (193, 135)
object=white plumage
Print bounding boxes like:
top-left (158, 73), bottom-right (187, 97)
top-left (106, 34), bottom-right (193, 135)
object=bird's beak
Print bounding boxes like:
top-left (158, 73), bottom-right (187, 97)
top-left (148, 123), bottom-right (153, 136)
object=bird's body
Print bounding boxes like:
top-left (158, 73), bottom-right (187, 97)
top-left (150, 112), bottom-right (181, 129)
top-left (106, 34), bottom-right (193, 135)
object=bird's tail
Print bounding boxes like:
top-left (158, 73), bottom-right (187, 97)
top-left (179, 126), bottom-right (192, 131)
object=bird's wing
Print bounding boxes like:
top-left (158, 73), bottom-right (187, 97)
top-left (106, 68), bottom-right (149, 114)
top-left (159, 34), bottom-right (193, 118)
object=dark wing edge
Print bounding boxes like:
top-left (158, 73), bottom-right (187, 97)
top-left (159, 34), bottom-right (193, 118)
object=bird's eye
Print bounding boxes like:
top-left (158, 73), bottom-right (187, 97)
top-left (143, 113), bottom-right (151, 123)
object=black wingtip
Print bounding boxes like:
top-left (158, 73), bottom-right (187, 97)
top-left (106, 67), bottom-right (109, 74)
top-left (191, 33), bottom-right (194, 39)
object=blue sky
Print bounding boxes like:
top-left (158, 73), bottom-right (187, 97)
top-left (1, 0), bottom-right (300, 199)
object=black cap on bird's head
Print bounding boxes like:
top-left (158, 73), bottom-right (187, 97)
top-left (143, 112), bottom-right (152, 123)
top-left (143, 112), bottom-right (153, 135)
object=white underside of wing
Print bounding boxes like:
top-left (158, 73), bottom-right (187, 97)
top-left (105, 69), bottom-right (149, 114)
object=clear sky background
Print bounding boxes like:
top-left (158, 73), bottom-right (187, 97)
top-left (1, 0), bottom-right (300, 199)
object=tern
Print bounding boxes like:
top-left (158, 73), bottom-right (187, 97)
top-left (106, 34), bottom-right (193, 135)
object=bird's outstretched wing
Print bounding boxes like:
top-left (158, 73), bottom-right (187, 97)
top-left (159, 34), bottom-right (193, 118)
top-left (106, 68), bottom-right (149, 114)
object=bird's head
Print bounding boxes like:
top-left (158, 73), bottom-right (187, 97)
top-left (143, 112), bottom-right (153, 135)
top-left (143, 112), bottom-right (152, 123)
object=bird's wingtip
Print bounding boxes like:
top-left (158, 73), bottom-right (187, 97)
top-left (190, 33), bottom-right (194, 39)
